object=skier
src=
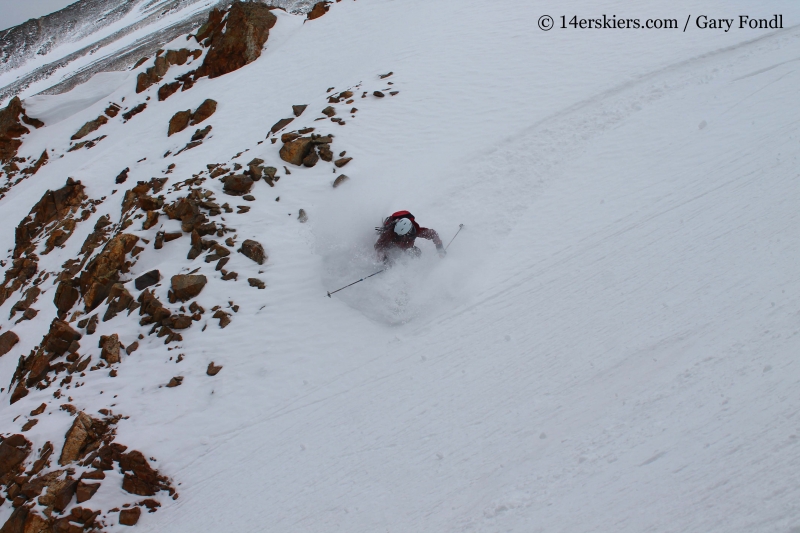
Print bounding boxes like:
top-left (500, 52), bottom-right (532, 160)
top-left (375, 210), bottom-right (445, 264)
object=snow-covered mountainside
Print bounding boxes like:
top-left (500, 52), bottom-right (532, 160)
top-left (1, 0), bottom-right (800, 531)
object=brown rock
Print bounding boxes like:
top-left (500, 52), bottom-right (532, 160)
top-left (135, 270), bottom-right (160, 290)
top-left (0, 434), bottom-right (30, 480)
top-left (195, 1), bottom-right (278, 79)
top-left (190, 99), bottom-right (217, 125)
top-left (71, 116), bottom-right (108, 141)
top-left (279, 137), bottom-right (314, 166)
top-left (59, 413), bottom-right (96, 465)
top-left (248, 278), bottom-right (265, 289)
top-left (334, 157), bottom-right (352, 168)
top-left (322, 106), bottom-right (336, 117)
top-left (292, 104), bottom-right (307, 117)
top-left (223, 174), bottom-right (253, 195)
top-left (271, 117), bottom-right (294, 134)
top-left (281, 132), bottom-right (300, 143)
top-left (307, 1), bottom-right (329, 20)
top-left (0, 330), bottom-right (19, 357)
top-left (100, 334), bottom-right (121, 364)
top-left (166, 376), bottom-right (183, 388)
top-left (302, 149), bottom-right (319, 167)
top-left (105, 103), bottom-right (121, 117)
top-left (142, 210), bottom-right (160, 230)
top-left (75, 480), bottom-right (100, 504)
top-left (122, 103), bottom-right (147, 121)
top-left (120, 507), bottom-right (142, 526)
top-left (238, 239), bottom-right (266, 264)
top-left (171, 274), bottom-right (207, 301)
top-left (333, 174), bottom-right (349, 188)
top-left (373, 91), bottom-right (385, 97)
top-left (318, 144), bottom-right (333, 162)
top-left (0, 97), bottom-right (42, 164)
top-left (79, 233), bottom-right (139, 310)
top-left (191, 125), bottom-right (212, 141)
top-left (212, 310), bottom-right (231, 328)
top-left (207, 362), bottom-right (223, 376)
top-left (158, 81), bottom-right (181, 101)
top-left (21, 419), bottom-right (37, 432)
top-left (168, 110), bottom-right (192, 136)
top-left (30, 403), bottom-right (46, 416)
top-left (126, 341), bottom-right (139, 355)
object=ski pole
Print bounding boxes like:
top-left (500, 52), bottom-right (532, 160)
top-left (445, 224), bottom-right (464, 250)
top-left (327, 269), bottom-right (385, 298)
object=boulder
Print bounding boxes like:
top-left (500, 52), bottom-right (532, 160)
top-left (59, 413), bottom-right (96, 465)
top-left (333, 174), bottom-right (349, 188)
top-left (0, 433), bottom-right (30, 479)
top-left (302, 149), bottom-right (319, 167)
top-left (207, 362), bottom-right (223, 375)
top-left (334, 157), bottom-right (352, 168)
top-left (71, 115), bottom-right (108, 140)
top-left (292, 104), bottom-right (307, 117)
top-left (158, 81), bottom-right (181, 101)
top-left (223, 174), bottom-right (253, 195)
top-left (0, 330), bottom-right (19, 357)
top-left (120, 507), bottom-right (142, 526)
top-left (238, 239), bottom-right (266, 265)
top-left (279, 137), bottom-right (314, 166)
top-left (248, 278), bottom-right (265, 289)
top-left (168, 110), bottom-right (192, 136)
top-left (121, 103), bottom-right (147, 121)
top-left (171, 274), bottom-right (207, 301)
top-left (100, 334), bottom-right (121, 364)
top-left (135, 270), bottom-right (160, 290)
top-left (190, 99), bottom-right (217, 125)
top-left (53, 279), bottom-right (79, 316)
top-left (76, 480), bottom-right (100, 504)
top-left (322, 106), bottom-right (336, 117)
top-left (196, 1), bottom-right (278, 79)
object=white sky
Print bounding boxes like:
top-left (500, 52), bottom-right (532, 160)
top-left (0, 0), bottom-right (80, 31)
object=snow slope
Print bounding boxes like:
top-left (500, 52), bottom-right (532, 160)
top-left (2, 0), bottom-right (800, 531)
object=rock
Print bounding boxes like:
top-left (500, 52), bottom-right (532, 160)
top-left (271, 117), bottom-right (294, 133)
top-left (302, 149), bottom-right (319, 167)
top-left (30, 403), bottom-right (46, 416)
top-left (115, 167), bottom-right (130, 184)
top-left (79, 233), bottom-right (139, 310)
top-left (120, 507), bottom-right (142, 526)
top-left (21, 419), bottom-right (38, 431)
top-left (318, 144), bottom-right (333, 162)
top-left (373, 91), bottom-right (385, 97)
top-left (334, 157), bottom-right (352, 168)
top-left (207, 362), bottom-right (223, 375)
top-left (248, 278), bottom-right (265, 289)
top-left (0, 97), bottom-right (42, 164)
top-left (122, 103), bottom-right (147, 121)
top-left (135, 270), bottom-right (160, 290)
top-left (119, 449), bottom-right (171, 496)
top-left (105, 103), bottom-right (121, 117)
top-left (142, 210), bottom-right (160, 230)
top-left (239, 239), bottom-right (266, 264)
top-left (307, 1), bottom-right (330, 20)
top-left (298, 209), bottom-right (308, 223)
top-left (190, 99), bottom-right (217, 125)
top-left (71, 115), bottom-right (108, 140)
top-left (292, 104), bottom-right (307, 117)
top-left (212, 310), bottom-right (231, 328)
top-left (59, 413), bottom-right (96, 465)
top-left (281, 132), bottom-right (300, 143)
top-left (223, 174), bottom-right (253, 195)
top-left (0, 434), bottom-right (30, 479)
top-left (100, 334), bottom-right (121, 364)
top-left (196, 1), bottom-right (278, 79)
top-left (76, 480), bottom-right (100, 504)
top-left (0, 330), bottom-right (20, 357)
top-left (322, 106), bottom-right (336, 117)
top-left (86, 314), bottom-right (98, 334)
top-left (191, 125), bottom-right (212, 141)
top-left (126, 341), bottom-right (139, 355)
top-left (171, 274), bottom-right (207, 301)
top-left (279, 137), bottom-right (314, 166)
top-left (333, 174), bottom-right (349, 188)
top-left (166, 376), bottom-right (183, 388)
top-left (168, 110), bottom-right (192, 136)
top-left (158, 81), bottom-right (181, 101)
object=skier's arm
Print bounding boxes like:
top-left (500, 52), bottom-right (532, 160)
top-left (374, 231), bottom-right (393, 252)
top-left (418, 227), bottom-right (444, 250)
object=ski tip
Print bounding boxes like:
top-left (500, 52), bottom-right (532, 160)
top-left (326, 292), bottom-right (331, 298)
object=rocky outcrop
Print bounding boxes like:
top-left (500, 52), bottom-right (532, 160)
top-left (191, 99), bottom-right (217, 125)
top-left (79, 233), bottom-right (139, 310)
top-left (0, 97), bottom-right (42, 164)
top-left (195, 2), bottom-right (278, 79)
top-left (280, 134), bottom-right (335, 166)
top-left (280, 136), bottom-right (314, 166)
top-left (136, 48), bottom-right (201, 93)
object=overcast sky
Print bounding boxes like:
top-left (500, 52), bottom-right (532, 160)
top-left (0, 0), bottom-right (80, 31)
